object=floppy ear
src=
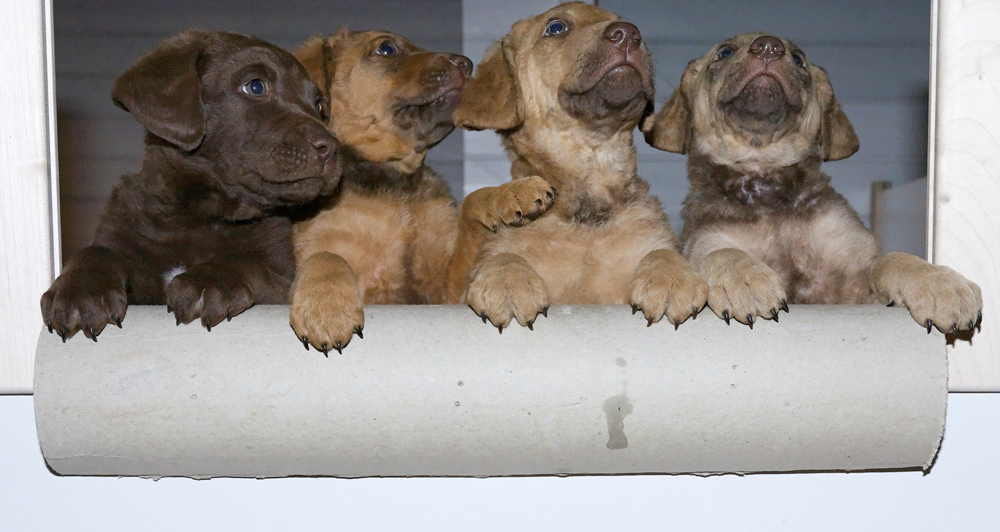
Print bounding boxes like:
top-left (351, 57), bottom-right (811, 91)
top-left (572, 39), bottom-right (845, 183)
top-left (453, 38), bottom-right (522, 131)
top-left (813, 67), bottom-right (859, 161)
top-left (642, 66), bottom-right (695, 154)
top-left (294, 35), bottom-right (329, 95)
top-left (112, 30), bottom-right (209, 151)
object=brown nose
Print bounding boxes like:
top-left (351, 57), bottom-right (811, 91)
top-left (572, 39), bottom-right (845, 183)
top-left (309, 132), bottom-right (339, 160)
top-left (750, 35), bottom-right (785, 62)
top-left (448, 54), bottom-right (473, 77)
top-left (604, 22), bottom-right (641, 50)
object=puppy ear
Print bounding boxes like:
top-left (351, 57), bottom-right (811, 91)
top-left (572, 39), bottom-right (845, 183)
top-left (453, 39), bottom-right (522, 131)
top-left (814, 66), bottom-right (859, 161)
top-left (642, 63), bottom-right (697, 154)
top-left (294, 36), bottom-right (329, 95)
top-left (112, 31), bottom-right (209, 151)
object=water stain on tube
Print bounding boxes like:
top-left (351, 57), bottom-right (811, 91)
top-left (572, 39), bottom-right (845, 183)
top-left (602, 393), bottom-right (633, 450)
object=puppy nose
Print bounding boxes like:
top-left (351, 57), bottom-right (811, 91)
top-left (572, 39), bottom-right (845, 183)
top-left (604, 22), bottom-right (641, 50)
top-left (309, 133), bottom-right (339, 158)
top-left (750, 35), bottom-right (785, 62)
top-left (448, 54), bottom-right (473, 76)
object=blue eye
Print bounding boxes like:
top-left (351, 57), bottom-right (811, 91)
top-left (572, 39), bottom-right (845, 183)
top-left (375, 41), bottom-right (397, 56)
top-left (718, 46), bottom-right (733, 60)
top-left (544, 19), bottom-right (568, 37)
top-left (243, 79), bottom-right (266, 96)
top-left (314, 97), bottom-right (325, 116)
top-left (792, 52), bottom-right (805, 66)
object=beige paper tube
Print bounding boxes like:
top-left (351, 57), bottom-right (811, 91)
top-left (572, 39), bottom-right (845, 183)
top-left (34, 305), bottom-right (946, 478)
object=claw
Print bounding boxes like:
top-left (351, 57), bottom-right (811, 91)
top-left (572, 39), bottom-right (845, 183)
top-left (176, 317), bottom-right (182, 326)
top-left (226, 310), bottom-right (232, 322)
top-left (355, 326), bottom-right (364, 339)
top-left (770, 309), bottom-right (779, 322)
top-left (300, 336), bottom-right (310, 351)
top-left (526, 320), bottom-right (534, 331)
top-left (546, 191), bottom-right (553, 200)
top-left (747, 314), bottom-right (754, 330)
top-left (536, 198), bottom-right (543, 206)
top-left (551, 187), bottom-right (558, 195)
top-left (59, 327), bottom-right (66, 343)
top-left (482, 314), bottom-right (488, 324)
top-left (952, 323), bottom-right (958, 333)
top-left (692, 307), bottom-right (699, 320)
top-left (541, 306), bottom-right (549, 318)
top-left (886, 301), bottom-right (896, 307)
top-left (114, 316), bottom-right (122, 328)
top-left (167, 305), bottom-right (172, 313)
top-left (722, 310), bottom-right (730, 325)
top-left (631, 304), bottom-right (639, 315)
top-left (646, 317), bottom-right (654, 328)
top-left (46, 321), bottom-right (53, 334)
top-left (969, 320), bottom-right (976, 330)
top-left (334, 343), bottom-right (343, 355)
top-left (492, 224), bottom-right (498, 233)
top-left (497, 323), bottom-right (503, 335)
top-left (673, 320), bottom-right (679, 331)
top-left (320, 343), bottom-right (329, 357)
top-left (780, 300), bottom-right (789, 313)
top-left (926, 319), bottom-right (933, 334)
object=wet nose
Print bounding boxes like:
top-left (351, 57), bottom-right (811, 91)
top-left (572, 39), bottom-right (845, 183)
top-left (309, 132), bottom-right (339, 159)
top-left (750, 35), bottom-right (785, 62)
top-left (604, 22), bottom-right (641, 50)
top-left (448, 54), bottom-right (473, 76)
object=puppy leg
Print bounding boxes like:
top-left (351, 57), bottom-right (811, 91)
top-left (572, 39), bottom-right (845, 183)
top-left (629, 249), bottom-right (709, 328)
top-left (166, 262), bottom-right (255, 330)
top-left (698, 248), bottom-right (787, 328)
top-left (40, 246), bottom-right (129, 342)
top-left (465, 252), bottom-right (549, 333)
top-left (871, 251), bottom-right (983, 333)
top-left (444, 176), bottom-right (556, 303)
top-left (289, 252), bottom-right (365, 355)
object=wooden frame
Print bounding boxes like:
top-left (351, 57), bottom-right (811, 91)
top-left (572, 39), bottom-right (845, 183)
top-left (2, 0), bottom-right (997, 393)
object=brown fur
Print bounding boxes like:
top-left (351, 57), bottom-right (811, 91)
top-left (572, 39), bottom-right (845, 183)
top-left (453, 2), bottom-right (708, 331)
top-left (288, 30), bottom-right (556, 353)
top-left (645, 33), bottom-right (982, 331)
top-left (39, 31), bottom-right (340, 341)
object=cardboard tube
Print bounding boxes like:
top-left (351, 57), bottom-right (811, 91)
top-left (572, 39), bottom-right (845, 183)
top-left (34, 305), bottom-right (945, 478)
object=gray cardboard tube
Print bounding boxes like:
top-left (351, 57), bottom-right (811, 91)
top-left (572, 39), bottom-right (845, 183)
top-left (34, 305), bottom-right (946, 478)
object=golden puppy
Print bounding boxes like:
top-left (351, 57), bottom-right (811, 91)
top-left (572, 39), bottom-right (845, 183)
top-left (290, 30), bottom-right (555, 354)
top-left (643, 32), bottom-right (982, 332)
top-left (453, 2), bottom-right (708, 332)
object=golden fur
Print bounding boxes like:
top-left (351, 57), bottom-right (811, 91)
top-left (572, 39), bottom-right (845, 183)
top-left (288, 30), bottom-right (556, 353)
top-left (644, 33), bottom-right (982, 332)
top-left (453, 2), bottom-right (708, 331)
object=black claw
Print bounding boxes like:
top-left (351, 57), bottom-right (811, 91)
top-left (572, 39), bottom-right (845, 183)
top-left (481, 314), bottom-right (488, 324)
top-left (770, 309), bottom-right (779, 322)
top-left (886, 301), bottom-right (896, 307)
top-left (647, 317), bottom-right (655, 328)
top-left (536, 198), bottom-right (543, 206)
top-left (60, 328), bottom-right (67, 343)
top-left (722, 310), bottom-right (730, 325)
top-left (673, 321), bottom-right (680, 331)
top-left (969, 320), bottom-right (976, 330)
top-left (226, 310), bottom-right (232, 322)
top-left (926, 319), bottom-right (933, 334)
top-left (551, 187), bottom-right (558, 195)
top-left (114, 316), bottom-right (122, 328)
top-left (631, 304), bottom-right (639, 315)
top-left (176, 317), bottom-right (182, 326)
top-left (167, 305), bottom-right (172, 313)
top-left (546, 190), bottom-right (553, 200)
top-left (541, 306), bottom-right (549, 318)
top-left (88, 329), bottom-right (98, 342)
top-left (515, 210), bottom-right (522, 219)
top-left (492, 224), bottom-right (498, 233)
top-left (320, 343), bottom-right (329, 357)
top-left (526, 320), bottom-right (534, 331)
top-left (206, 323), bottom-right (212, 332)
top-left (46, 322), bottom-right (53, 334)
top-left (300, 336), bottom-right (310, 351)
top-left (355, 326), bottom-right (364, 339)
top-left (692, 307), bottom-right (699, 320)
top-left (780, 300), bottom-right (789, 313)
top-left (747, 314), bottom-right (754, 330)
top-left (497, 324), bottom-right (503, 335)
top-left (952, 324), bottom-right (959, 333)
top-left (334, 343), bottom-right (343, 355)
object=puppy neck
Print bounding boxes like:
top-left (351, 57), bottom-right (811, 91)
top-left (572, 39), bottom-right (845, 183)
top-left (685, 152), bottom-right (830, 215)
top-left (339, 146), bottom-right (432, 196)
top-left (503, 124), bottom-right (640, 220)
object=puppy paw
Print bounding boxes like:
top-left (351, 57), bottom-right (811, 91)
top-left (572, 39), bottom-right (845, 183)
top-left (698, 248), bottom-right (787, 328)
top-left (40, 268), bottom-right (127, 342)
top-left (465, 253), bottom-right (549, 332)
top-left (289, 253), bottom-right (364, 356)
top-left (872, 251), bottom-right (983, 333)
top-left (462, 175), bottom-right (556, 232)
top-left (629, 249), bottom-right (708, 328)
top-left (166, 262), bottom-right (254, 330)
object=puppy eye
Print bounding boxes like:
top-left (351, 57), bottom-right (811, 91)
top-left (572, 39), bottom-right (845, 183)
top-left (242, 79), bottom-right (266, 96)
top-left (544, 19), bottom-right (568, 37)
top-left (791, 52), bottom-right (805, 66)
top-left (375, 40), bottom-right (397, 56)
top-left (314, 97), bottom-right (326, 117)
top-left (717, 46), bottom-right (733, 60)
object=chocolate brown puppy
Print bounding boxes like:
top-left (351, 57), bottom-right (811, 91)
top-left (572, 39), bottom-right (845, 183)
top-left (40, 31), bottom-right (341, 342)
top-left (453, 2), bottom-right (708, 332)
top-left (289, 30), bottom-right (556, 354)
top-left (644, 32), bottom-right (982, 332)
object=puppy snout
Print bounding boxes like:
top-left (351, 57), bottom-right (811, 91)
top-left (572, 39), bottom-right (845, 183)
top-left (448, 54), bottom-right (473, 77)
top-left (604, 22), bottom-right (641, 50)
top-left (309, 133), bottom-right (339, 159)
top-left (750, 35), bottom-right (784, 62)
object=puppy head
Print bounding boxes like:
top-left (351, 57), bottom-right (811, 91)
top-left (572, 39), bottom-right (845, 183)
top-left (454, 2), bottom-right (655, 137)
top-left (295, 29), bottom-right (472, 174)
top-left (643, 33), bottom-right (858, 169)
top-left (112, 30), bottom-right (342, 207)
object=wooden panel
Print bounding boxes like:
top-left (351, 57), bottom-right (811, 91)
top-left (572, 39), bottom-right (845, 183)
top-left (931, 0), bottom-right (1000, 391)
top-left (0, 0), bottom-right (58, 394)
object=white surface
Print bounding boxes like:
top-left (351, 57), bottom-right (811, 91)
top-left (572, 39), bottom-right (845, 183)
top-left (930, 0), bottom-right (1000, 391)
top-left (34, 305), bottom-right (946, 478)
top-left (3, 393), bottom-right (999, 530)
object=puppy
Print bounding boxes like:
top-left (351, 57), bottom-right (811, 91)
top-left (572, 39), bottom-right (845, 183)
top-left (289, 30), bottom-right (556, 354)
top-left (40, 31), bottom-right (341, 341)
top-left (453, 2), bottom-right (708, 332)
top-left (643, 32), bottom-right (982, 332)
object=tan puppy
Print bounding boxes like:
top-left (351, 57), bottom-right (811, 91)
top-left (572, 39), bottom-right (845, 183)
top-left (643, 32), bottom-right (982, 332)
top-left (290, 30), bottom-right (555, 354)
top-left (453, 2), bottom-right (708, 332)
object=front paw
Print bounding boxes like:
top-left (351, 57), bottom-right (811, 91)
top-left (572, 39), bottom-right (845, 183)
top-left (698, 248), bottom-right (787, 328)
top-left (629, 249), bottom-right (709, 328)
top-left (166, 263), bottom-right (253, 330)
top-left (872, 251), bottom-right (983, 333)
top-left (289, 253), bottom-right (364, 355)
top-left (462, 175), bottom-right (556, 232)
top-left (40, 270), bottom-right (127, 342)
top-left (465, 253), bottom-right (549, 333)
